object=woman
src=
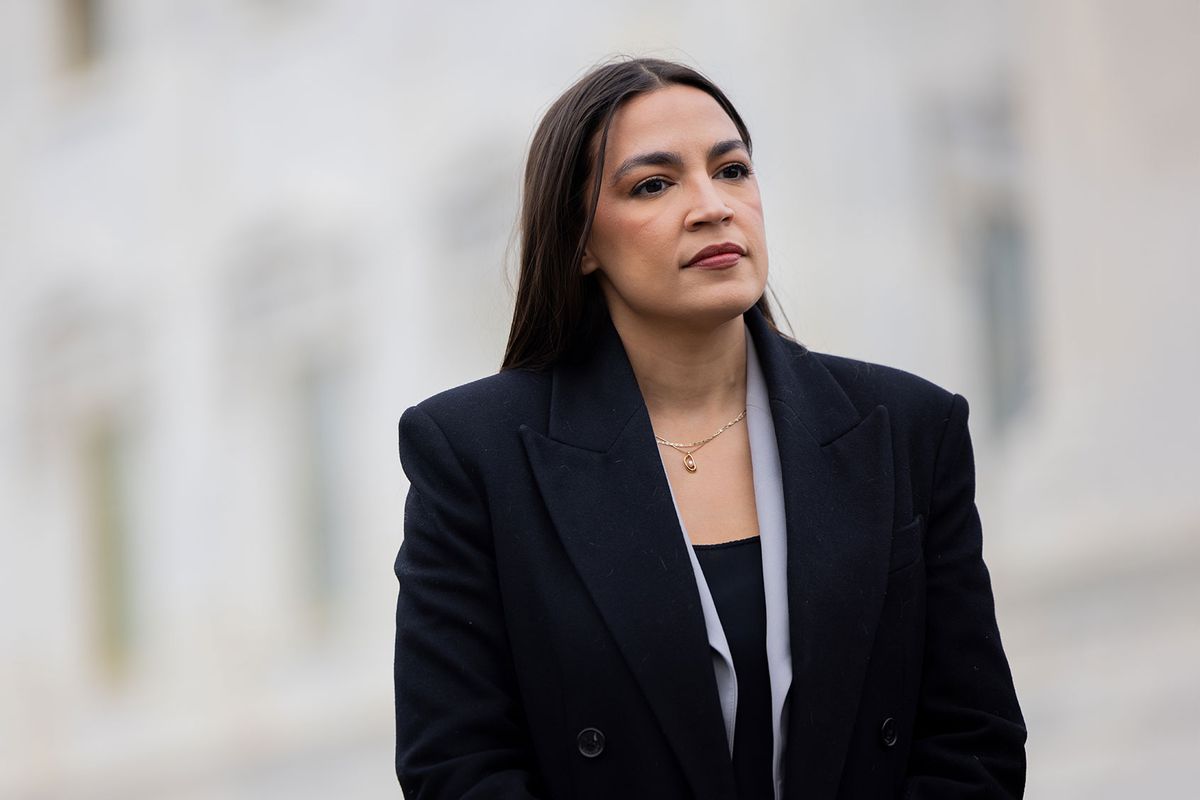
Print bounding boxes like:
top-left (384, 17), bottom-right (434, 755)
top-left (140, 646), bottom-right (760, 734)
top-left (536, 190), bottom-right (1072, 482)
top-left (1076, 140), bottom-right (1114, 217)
top-left (394, 57), bottom-right (1026, 799)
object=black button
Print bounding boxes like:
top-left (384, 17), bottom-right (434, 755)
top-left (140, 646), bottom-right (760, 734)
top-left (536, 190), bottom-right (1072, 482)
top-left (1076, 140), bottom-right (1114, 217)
top-left (577, 727), bottom-right (605, 758)
top-left (880, 717), bottom-right (898, 748)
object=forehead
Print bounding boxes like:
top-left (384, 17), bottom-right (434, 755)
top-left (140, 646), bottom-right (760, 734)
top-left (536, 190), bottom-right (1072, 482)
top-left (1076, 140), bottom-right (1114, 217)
top-left (604, 84), bottom-right (741, 162)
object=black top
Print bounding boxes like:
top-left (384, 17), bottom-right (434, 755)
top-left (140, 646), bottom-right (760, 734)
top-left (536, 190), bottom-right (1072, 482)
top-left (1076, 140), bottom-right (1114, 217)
top-left (693, 535), bottom-right (774, 799)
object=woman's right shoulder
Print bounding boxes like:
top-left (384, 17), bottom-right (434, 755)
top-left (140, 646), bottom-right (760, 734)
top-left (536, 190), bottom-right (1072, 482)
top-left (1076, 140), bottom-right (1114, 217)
top-left (399, 367), bottom-right (552, 448)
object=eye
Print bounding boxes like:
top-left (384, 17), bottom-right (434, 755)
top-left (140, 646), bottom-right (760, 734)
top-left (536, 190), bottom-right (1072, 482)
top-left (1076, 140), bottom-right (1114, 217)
top-left (716, 162), bottom-right (754, 180)
top-left (631, 176), bottom-right (672, 197)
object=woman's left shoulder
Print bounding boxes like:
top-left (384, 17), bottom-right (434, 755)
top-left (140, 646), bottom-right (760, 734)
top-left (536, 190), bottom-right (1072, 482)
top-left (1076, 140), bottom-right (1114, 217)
top-left (806, 349), bottom-right (960, 432)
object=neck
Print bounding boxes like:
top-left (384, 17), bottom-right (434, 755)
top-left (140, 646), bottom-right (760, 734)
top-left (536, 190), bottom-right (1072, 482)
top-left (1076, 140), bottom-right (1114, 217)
top-left (608, 306), bottom-right (748, 427)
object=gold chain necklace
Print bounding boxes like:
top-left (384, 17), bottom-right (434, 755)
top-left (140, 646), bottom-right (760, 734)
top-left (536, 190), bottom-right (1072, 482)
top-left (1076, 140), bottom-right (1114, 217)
top-left (654, 409), bottom-right (747, 474)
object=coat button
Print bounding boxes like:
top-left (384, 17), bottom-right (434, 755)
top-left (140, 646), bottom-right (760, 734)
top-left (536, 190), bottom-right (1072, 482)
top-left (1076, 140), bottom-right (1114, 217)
top-left (880, 717), bottom-right (898, 748)
top-left (577, 727), bottom-right (605, 758)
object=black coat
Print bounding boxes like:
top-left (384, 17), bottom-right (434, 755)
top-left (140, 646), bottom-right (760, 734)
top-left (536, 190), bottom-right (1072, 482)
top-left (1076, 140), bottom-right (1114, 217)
top-left (393, 305), bottom-right (1026, 799)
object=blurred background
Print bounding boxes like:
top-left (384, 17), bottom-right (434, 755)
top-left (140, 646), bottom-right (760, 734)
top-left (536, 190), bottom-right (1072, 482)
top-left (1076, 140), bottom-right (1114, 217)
top-left (1, 0), bottom-right (1197, 797)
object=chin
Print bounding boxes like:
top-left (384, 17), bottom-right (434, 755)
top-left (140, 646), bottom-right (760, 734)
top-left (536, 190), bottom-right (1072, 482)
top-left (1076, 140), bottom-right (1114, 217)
top-left (674, 287), bottom-right (763, 330)
top-left (610, 275), bottom-right (765, 332)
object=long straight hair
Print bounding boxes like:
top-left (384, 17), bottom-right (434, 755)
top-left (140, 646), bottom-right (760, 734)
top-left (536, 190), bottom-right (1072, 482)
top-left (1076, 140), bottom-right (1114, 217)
top-left (501, 57), bottom-right (783, 371)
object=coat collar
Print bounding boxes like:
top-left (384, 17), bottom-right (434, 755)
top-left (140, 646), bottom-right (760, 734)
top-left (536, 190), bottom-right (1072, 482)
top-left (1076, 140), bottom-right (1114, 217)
top-left (543, 304), bottom-right (863, 452)
top-left (520, 305), bottom-right (895, 800)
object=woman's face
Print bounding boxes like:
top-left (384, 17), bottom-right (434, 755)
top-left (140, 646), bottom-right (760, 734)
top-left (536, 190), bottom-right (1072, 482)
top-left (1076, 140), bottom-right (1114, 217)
top-left (582, 84), bottom-right (768, 331)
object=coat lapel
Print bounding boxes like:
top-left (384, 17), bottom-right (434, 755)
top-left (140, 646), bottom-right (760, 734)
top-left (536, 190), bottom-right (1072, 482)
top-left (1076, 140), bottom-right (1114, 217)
top-left (521, 306), bottom-right (895, 800)
top-left (519, 312), bottom-right (737, 800)
top-left (743, 309), bottom-right (896, 799)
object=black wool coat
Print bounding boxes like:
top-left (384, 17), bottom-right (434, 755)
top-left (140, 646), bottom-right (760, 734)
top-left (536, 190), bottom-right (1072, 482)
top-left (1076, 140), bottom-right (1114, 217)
top-left (393, 305), bottom-right (1027, 799)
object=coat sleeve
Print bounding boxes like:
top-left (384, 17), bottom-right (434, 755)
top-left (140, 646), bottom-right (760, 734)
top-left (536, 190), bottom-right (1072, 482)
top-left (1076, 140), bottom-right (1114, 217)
top-left (903, 393), bottom-right (1028, 798)
top-left (394, 404), bottom-right (544, 799)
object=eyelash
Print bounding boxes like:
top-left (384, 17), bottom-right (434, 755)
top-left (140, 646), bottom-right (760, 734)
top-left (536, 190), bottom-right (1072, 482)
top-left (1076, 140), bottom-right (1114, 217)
top-left (630, 162), bottom-right (755, 198)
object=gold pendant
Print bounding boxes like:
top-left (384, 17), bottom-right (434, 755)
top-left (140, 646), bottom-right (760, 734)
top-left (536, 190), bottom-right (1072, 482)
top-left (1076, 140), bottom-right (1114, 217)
top-left (683, 453), bottom-right (697, 473)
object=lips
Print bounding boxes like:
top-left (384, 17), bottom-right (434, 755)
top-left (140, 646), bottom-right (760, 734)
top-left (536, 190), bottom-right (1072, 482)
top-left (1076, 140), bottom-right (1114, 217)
top-left (685, 242), bottom-right (746, 268)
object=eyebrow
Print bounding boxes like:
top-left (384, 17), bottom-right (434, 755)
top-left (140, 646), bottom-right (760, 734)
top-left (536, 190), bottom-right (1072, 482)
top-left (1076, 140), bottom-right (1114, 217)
top-left (609, 138), bottom-right (749, 186)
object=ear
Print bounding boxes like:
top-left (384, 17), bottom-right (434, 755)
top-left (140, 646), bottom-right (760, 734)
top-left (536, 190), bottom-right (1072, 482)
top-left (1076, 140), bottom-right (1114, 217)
top-left (581, 248), bottom-right (600, 276)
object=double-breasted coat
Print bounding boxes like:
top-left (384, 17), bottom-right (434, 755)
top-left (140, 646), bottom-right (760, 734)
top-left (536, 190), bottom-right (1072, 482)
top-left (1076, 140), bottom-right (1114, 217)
top-left (393, 304), bottom-right (1027, 799)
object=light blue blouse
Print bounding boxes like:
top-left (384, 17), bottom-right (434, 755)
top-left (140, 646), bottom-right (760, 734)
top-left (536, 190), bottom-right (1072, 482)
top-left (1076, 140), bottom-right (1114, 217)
top-left (658, 324), bottom-right (792, 800)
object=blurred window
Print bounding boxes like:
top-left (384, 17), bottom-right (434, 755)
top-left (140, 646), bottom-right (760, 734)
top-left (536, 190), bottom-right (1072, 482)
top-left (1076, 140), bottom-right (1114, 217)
top-left (974, 204), bottom-right (1034, 432)
top-left (931, 83), bottom-right (1034, 433)
top-left (225, 220), bottom-right (355, 628)
top-left (61, 0), bottom-right (104, 72)
top-left (82, 414), bottom-right (134, 682)
top-left (296, 360), bottom-right (346, 625)
top-left (25, 290), bottom-right (143, 683)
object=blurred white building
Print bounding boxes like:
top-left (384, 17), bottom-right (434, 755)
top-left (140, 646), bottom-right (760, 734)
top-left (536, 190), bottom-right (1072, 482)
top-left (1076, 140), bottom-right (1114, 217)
top-left (0, 1), bottom-right (1196, 798)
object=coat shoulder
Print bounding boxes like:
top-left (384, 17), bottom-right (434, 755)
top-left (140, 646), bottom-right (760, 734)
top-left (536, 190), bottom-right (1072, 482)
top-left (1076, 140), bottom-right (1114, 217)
top-left (418, 367), bottom-right (548, 413)
top-left (809, 350), bottom-right (959, 432)
top-left (401, 367), bottom-right (552, 453)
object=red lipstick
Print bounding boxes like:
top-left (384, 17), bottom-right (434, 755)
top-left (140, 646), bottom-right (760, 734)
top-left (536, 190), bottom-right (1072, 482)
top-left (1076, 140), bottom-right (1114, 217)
top-left (685, 242), bottom-right (746, 269)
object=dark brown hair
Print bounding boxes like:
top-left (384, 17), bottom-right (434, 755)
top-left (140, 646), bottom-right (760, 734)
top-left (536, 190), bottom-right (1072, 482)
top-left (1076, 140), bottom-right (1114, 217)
top-left (501, 56), bottom-right (783, 371)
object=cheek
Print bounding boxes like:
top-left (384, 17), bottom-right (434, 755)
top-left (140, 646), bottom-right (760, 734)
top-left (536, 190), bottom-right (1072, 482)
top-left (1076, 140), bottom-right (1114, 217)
top-left (740, 194), bottom-right (765, 227)
top-left (741, 201), bottom-right (768, 250)
top-left (628, 218), bottom-right (677, 263)
top-left (596, 210), bottom-right (677, 273)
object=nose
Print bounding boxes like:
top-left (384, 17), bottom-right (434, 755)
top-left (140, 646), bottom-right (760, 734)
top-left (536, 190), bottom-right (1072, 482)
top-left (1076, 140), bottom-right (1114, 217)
top-left (684, 178), bottom-right (734, 230)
